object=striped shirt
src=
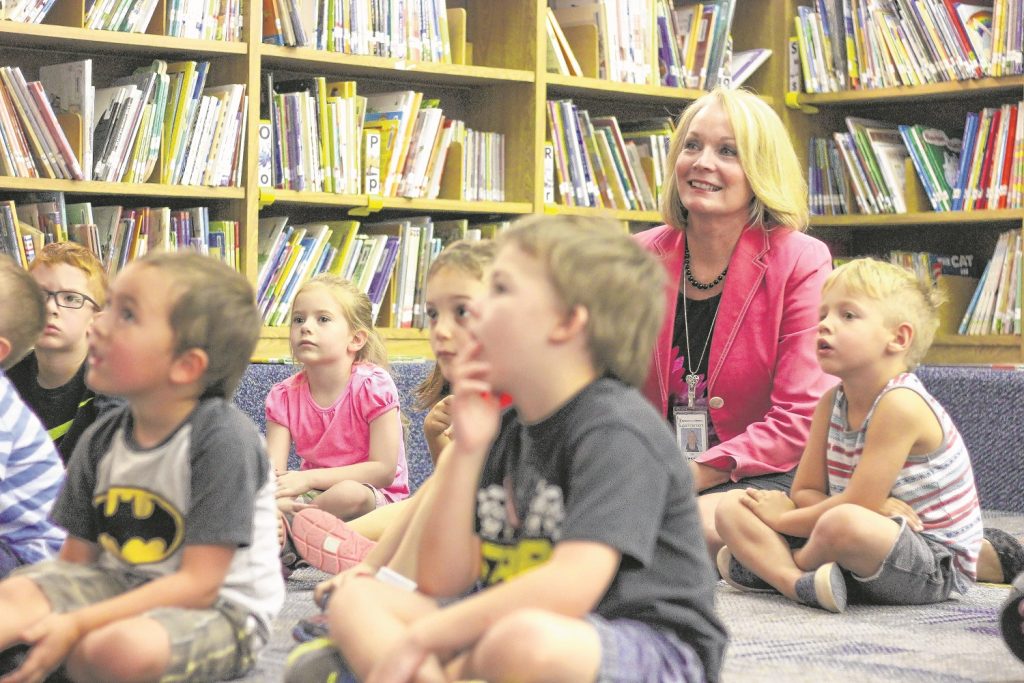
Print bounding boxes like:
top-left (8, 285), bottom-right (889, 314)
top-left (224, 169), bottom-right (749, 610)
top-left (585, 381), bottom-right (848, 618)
top-left (0, 370), bottom-right (66, 564)
top-left (826, 373), bottom-right (982, 594)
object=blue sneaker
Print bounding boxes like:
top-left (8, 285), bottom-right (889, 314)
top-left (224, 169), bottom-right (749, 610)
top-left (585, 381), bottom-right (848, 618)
top-left (716, 547), bottom-right (775, 593)
top-left (794, 562), bottom-right (847, 613)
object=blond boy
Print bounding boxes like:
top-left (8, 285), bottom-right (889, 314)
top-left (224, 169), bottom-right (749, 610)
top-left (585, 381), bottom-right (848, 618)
top-left (0, 257), bottom-right (65, 580)
top-left (716, 258), bottom-right (983, 612)
top-left (0, 253), bottom-right (283, 682)
top-left (8, 242), bottom-right (110, 463)
top-left (298, 216), bottom-right (726, 683)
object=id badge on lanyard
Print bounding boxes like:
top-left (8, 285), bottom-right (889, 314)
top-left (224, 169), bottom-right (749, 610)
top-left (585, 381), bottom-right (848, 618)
top-left (673, 406), bottom-right (708, 460)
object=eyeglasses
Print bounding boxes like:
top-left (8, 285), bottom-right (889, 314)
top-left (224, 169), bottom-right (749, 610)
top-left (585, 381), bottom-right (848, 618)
top-left (41, 289), bottom-right (99, 310)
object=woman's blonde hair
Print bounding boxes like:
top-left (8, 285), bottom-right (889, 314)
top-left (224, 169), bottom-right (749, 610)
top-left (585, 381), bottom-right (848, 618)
top-left (822, 258), bottom-right (945, 369)
top-left (292, 274), bottom-right (388, 369)
top-left (414, 239), bottom-right (497, 410)
top-left (660, 87), bottom-right (809, 233)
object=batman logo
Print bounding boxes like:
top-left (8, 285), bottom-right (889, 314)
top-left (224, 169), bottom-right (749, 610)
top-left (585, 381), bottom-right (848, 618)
top-left (93, 488), bottom-right (184, 565)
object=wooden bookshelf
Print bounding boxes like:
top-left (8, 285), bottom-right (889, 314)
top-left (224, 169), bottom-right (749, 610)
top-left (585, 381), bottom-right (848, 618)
top-left (16, 1), bottom-right (1015, 363)
top-left (782, 0), bottom-right (1024, 364)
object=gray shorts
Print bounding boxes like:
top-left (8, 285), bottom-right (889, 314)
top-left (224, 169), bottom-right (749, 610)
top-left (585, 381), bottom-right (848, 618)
top-left (586, 614), bottom-right (706, 683)
top-left (848, 518), bottom-right (959, 605)
top-left (700, 469), bottom-right (795, 495)
top-left (12, 560), bottom-right (264, 682)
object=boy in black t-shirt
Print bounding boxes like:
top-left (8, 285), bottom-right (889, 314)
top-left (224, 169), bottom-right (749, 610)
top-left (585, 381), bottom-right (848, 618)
top-left (8, 242), bottom-right (111, 463)
top-left (314, 216), bottom-right (726, 683)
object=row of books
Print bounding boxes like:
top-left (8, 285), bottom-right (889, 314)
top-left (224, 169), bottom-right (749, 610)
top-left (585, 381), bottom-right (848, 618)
top-left (546, 101), bottom-right (664, 211)
top-left (256, 215), bottom-right (507, 328)
top-left (794, 0), bottom-right (1023, 94)
top-left (808, 104), bottom-right (1023, 215)
top-left (547, 0), bottom-right (656, 86)
top-left (4, 0), bottom-right (241, 38)
top-left (660, 0), bottom-right (740, 89)
top-left (0, 58), bottom-right (246, 188)
top-left (959, 228), bottom-right (1021, 335)
top-left (263, 0), bottom-right (451, 61)
top-left (262, 79), bottom-right (503, 200)
top-left (0, 194), bottom-right (236, 274)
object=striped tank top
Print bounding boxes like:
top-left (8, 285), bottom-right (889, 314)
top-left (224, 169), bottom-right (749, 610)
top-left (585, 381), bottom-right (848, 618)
top-left (826, 373), bottom-right (983, 593)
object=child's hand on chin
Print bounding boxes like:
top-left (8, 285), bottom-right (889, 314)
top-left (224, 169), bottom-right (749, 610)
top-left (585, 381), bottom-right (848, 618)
top-left (449, 340), bottom-right (500, 457)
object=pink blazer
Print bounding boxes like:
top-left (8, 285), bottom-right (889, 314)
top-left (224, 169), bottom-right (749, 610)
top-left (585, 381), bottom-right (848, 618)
top-left (636, 224), bottom-right (836, 480)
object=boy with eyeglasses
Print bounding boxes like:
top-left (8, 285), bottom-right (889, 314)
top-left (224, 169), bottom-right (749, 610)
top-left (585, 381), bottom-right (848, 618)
top-left (8, 242), bottom-right (114, 464)
top-left (0, 255), bottom-right (66, 579)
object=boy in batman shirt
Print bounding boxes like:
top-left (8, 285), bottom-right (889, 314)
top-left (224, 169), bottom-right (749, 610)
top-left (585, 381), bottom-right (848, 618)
top-left (0, 253), bottom-right (282, 683)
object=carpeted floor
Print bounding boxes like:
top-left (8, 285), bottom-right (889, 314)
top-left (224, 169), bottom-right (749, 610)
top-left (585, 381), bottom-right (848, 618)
top-left (242, 513), bottom-right (1024, 682)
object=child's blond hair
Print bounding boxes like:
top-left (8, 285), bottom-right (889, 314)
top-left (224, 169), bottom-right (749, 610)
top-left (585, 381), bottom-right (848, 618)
top-left (137, 252), bottom-right (260, 398)
top-left (497, 216), bottom-right (665, 388)
top-left (414, 239), bottom-right (497, 410)
top-left (660, 87), bottom-right (808, 233)
top-left (29, 241), bottom-right (108, 307)
top-left (293, 274), bottom-right (388, 369)
top-left (0, 256), bottom-right (46, 369)
top-left (822, 258), bottom-right (945, 369)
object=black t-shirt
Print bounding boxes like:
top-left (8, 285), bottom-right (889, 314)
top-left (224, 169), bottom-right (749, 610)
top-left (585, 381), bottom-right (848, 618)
top-left (476, 378), bottom-right (727, 680)
top-left (9, 351), bottom-right (97, 464)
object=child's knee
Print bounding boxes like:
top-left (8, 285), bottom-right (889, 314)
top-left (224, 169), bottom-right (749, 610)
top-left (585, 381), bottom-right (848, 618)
top-left (67, 620), bottom-right (168, 683)
top-left (471, 609), bottom-right (562, 677)
top-left (714, 490), bottom-right (751, 530)
top-left (813, 504), bottom-right (867, 548)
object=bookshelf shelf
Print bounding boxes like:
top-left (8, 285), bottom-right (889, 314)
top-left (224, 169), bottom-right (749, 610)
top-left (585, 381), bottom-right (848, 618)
top-left (0, 176), bottom-right (245, 199)
top-left (810, 209), bottom-right (1024, 229)
top-left (254, 325), bottom-right (432, 362)
top-left (544, 204), bottom-right (662, 223)
top-left (259, 46), bottom-right (535, 87)
top-left (796, 76), bottom-right (1024, 107)
top-left (0, 22), bottom-right (247, 57)
top-left (263, 190), bottom-right (367, 209)
top-left (544, 73), bottom-right (705, 105)
top-left (378, 197), bottom-right (533, 214)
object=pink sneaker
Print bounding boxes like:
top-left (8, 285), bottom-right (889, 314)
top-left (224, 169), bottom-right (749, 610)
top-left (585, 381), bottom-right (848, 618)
top-left (290, 508), bottom-right (376, 574)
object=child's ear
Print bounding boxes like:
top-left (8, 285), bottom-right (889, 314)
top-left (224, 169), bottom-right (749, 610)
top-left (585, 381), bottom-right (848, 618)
top-left (888, 322), bottom-right (914, 355)
top-left (170, 348), bottom-right (209, 388)
top-left (0, 336), bottom-right (11, 366)
top-left (550, 304), bottom-right (589, 344)
top-left (348, 329), bottom-right (368, 354)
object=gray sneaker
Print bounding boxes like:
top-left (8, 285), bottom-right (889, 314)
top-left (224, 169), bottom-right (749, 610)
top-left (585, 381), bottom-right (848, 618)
top-left (716, 546), bottom-right (776, 593)
top-left (794, 562), bottom-right (848, 613)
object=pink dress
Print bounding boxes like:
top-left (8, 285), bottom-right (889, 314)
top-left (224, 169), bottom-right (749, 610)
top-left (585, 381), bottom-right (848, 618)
top-left (265, 363), bottom-right (409, 502)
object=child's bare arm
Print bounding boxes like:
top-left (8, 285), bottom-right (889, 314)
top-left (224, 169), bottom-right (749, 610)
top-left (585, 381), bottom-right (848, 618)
top-left (752, 389), bottom-right (935, 536)
top-left (265, 421), bottom-right (292, 476)
top-left (787, 390), bottom-right (833, 508)
top-left (57, 537), bottom-right (100, 565)
top-left (423, 396), bottom-right (453, 464)
top-left (10, 545), bottom-right (235, 682)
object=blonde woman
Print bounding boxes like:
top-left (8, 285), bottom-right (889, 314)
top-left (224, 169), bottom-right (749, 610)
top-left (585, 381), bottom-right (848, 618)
top-left (636, 87), bottom-right (833, 558)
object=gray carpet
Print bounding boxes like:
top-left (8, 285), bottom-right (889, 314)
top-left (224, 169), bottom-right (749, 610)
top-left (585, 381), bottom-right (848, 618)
top-left (241, 513), bottom-right (1024, 682)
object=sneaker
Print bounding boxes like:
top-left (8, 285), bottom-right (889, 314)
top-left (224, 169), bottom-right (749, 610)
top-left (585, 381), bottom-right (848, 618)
top-left (284, 637), bottom-right (356, 683)
top-left (794, 562), bottom-right (847, 613)
top-left (716, 547), bottom-right (775, 593)
top-left (291, 508), bottom-right (376, 575)
top-left (1000, 572), bottom-right (1024, 662)
top-left (984, 528), bottom-right (1024, 585)
top-left (292, 613), bottom-right (331, 643)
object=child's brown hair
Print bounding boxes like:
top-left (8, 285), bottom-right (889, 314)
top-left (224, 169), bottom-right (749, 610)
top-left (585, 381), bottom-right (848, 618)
top-left (497, 215), bottom-right (666, 388)
top-left (138, 252), bottom-right (260, 398)
top-left (0, 256), bottom-right (46, 369)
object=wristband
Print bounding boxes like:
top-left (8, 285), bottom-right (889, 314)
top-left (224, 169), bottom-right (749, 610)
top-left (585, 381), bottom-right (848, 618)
top-left (375, 566), bottom-right (417, 592)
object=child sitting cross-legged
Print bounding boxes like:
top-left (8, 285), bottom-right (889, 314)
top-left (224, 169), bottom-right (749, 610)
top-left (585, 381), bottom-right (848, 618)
top-left (0, 252), bottom-right (284, 682)
top-left (715, 258), bottom-right (984, 613)
top-left (297, 215), bottom-right (727, 683)
top-left (266, 275), bottom-right (409, 575)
